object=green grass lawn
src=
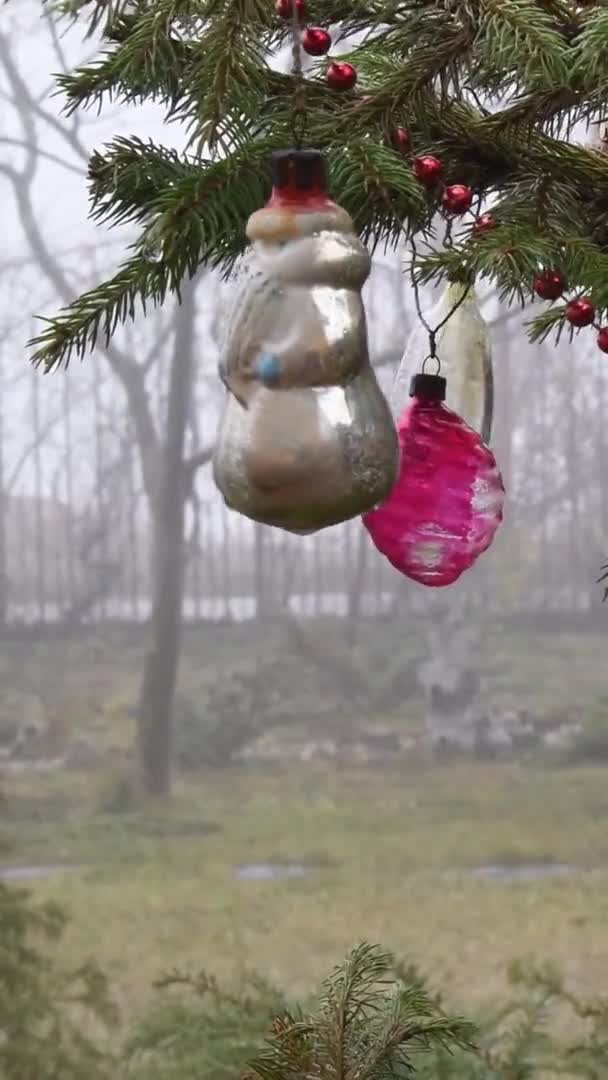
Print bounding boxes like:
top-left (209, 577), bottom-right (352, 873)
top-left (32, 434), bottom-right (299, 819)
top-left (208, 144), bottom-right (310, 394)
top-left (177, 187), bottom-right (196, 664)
top-left (3, 760), bottom-right (608, 1027)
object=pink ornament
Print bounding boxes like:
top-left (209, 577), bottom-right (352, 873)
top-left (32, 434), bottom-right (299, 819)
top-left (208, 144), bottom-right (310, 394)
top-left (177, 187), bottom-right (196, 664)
top-left (363, 373), bottom-right (504, 587)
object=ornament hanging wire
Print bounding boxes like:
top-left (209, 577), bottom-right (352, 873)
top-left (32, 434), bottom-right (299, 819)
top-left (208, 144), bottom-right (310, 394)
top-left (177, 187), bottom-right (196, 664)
top-left (377, 187), bottom-right (473, 374)
top-left (408, 233), bottom-right (471, 375)
top-left (290, 0), bottom-right (307, 149)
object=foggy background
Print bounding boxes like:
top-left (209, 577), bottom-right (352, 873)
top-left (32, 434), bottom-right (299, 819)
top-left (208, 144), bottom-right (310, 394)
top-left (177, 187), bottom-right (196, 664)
top-left (1, 1), bottom-right (607, 1044)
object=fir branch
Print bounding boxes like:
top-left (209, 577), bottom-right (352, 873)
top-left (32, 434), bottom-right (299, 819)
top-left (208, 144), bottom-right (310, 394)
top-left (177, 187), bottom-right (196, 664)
top-left (57, 12), bottom-right (196, 113)
top-left (59, 2), bottom-right (278, 151)
top-left (168, 0), bottom-right (274, 150)
top-left (30, 256), bottom-right (182, 372)
top-left (330, 141), bottom-right (429, 248)
top-left (571, 7), bottom-right (608, 88)
top-left (44, 0), bottom-right (134, 35)
top-left (87, 137), bottom-right (200, 228)
top-left (470, 0), bottom-right (570, 96)
top-left (346, 23), bottom-right (476, 107)
top-left (247, 945), bottom-right (475, 1080)
top-left (27, 0), bottom-right (608, 362)
top-left (28, 141), bottom-right (278, 371)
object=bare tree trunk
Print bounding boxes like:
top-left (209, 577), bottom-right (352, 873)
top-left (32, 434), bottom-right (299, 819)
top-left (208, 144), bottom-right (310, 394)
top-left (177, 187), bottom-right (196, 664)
top-left (0, 372), bottom-right (7, 627)
top-left (418, 599), bottom-right (484, 755)
top-left (254, 522), bottom-right (267, 618)
top-left (345, 526), bottom-right (369, 647)
top-left (136, 281), bottom-right (197, 798)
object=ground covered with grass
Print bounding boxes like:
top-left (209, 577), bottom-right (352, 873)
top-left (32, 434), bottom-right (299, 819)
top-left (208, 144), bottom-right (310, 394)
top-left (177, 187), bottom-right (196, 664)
top-left (3, 759), bottom-right (608, 1029)
top-left (1, 619), bottom-right (607, 1036)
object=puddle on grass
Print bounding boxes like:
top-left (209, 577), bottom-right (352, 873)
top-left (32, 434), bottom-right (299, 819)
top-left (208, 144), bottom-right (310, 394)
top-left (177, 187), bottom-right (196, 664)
top-left (235, 862), bottom-right (312, 881)
top-left (470, 863), bottom-right (576, 882)
top-left (2, 861), bottom-right (579, 887)
top-left (0, 864), bottom-right (80, 883)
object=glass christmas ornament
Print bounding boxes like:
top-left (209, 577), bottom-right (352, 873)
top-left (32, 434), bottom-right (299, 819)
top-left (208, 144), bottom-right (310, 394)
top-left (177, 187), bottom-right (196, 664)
top-left (390, 283), bottom-right (494, 443)
top-left (413, 155), bottom-right (443, 186)
top-left (566, 297), bottom-right (595, 327)
top-left (533, 270), bottom-right (566, 301)
top-left (389, 127), bottom-right (411, 152)
top-left (472, 212), bottom-right (496, 236)
top-left (597, 327), bottom-right (608, 352)
top-left (327, 61), bottom-right (357, 90)
top-left (363, 373), bottom-right (504, 587)
top-left (213, 148), bottom-right (400, 534)
top-left (442, 184), bottom-right (473, 215)
top-left (276, 0), bottom-right (305, 17)
top-left (302, 27), bottom-right (331, 55)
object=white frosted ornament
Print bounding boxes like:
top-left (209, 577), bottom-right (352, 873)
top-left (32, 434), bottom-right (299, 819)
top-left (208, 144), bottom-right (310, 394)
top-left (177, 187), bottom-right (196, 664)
top-left (391, 283), bottom-right (494, 443)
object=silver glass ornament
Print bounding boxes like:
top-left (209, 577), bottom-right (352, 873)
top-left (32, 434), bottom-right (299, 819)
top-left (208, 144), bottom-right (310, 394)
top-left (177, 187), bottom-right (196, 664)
top-left (212, 149), bottom-right (399, 534)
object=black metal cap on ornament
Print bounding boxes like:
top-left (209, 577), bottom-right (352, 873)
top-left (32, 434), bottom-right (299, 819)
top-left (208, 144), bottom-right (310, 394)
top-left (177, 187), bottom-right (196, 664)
top-left (410, 373), bottom-right (447, 401)
top-left (271, 148), bottom-right (328, 193)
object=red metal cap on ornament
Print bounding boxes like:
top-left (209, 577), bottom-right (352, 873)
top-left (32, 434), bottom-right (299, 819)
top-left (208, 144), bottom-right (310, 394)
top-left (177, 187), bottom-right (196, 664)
top-left (269, 149), bottom-right (333, 209)
top-left (410, 373), bottom-right (446, 401)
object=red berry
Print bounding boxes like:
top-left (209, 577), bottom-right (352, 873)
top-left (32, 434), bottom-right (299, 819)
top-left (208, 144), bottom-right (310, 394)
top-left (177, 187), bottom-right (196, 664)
top-left (533, 270), bottom-right (567, 301)
top-left (598, 327), bottom-right (608, 352)
top-left (276, 0), bottom-right (304, 17)
top-left (442, 184), bottom-right (474, 215)
top-left (413, 155), bottom-right (444, 187)
top-left (389, 127), bottom-right (411, 152)
top-left (473, 212), bottom-right (496, 235)
top-left (326, 61), bottom-right (357, 91)
top-left (566, 297), bottom-right (595, 328)
top-left (302, 26), bottom-right (331, 55)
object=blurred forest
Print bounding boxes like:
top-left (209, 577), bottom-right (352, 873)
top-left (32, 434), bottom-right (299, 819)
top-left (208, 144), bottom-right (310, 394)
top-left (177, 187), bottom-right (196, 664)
top-left (1, 7), bottom-right (608, 1080)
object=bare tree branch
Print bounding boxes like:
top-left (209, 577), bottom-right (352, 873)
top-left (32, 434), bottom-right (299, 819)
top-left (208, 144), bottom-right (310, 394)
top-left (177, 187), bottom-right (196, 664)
top-left (0, 27), bottom-right (161, 503)
top-left (0, 137), bottom-right (86, 175)
top-left (183, 445), bottom-right (214, 475)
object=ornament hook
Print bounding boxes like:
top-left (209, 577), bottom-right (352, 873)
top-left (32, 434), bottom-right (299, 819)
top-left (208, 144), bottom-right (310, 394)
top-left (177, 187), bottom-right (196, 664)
top-left (421, 330), bottom-right (441, 375)
top-left (421, 353), bottom-right (442, 376)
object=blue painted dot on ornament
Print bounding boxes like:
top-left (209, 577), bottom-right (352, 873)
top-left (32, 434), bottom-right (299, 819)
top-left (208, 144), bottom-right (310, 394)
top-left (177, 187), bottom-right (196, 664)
top-left (256, 353), bottom-right (281, 386)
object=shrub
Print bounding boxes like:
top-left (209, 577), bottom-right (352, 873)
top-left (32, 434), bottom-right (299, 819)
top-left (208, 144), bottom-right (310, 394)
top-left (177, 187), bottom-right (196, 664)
top-left (562, 696), bottom-right (608, 765)
top-left (125, 969), bottom-right (288, 1080)
top-left (173, 684), bottom-right (260, 771)
top-left (127, 949), bottom-right (608, 1080)
top-left (0, 882), bottom-right (117, 1079)
top-left (95, 767), bottom-right (138, 814)
top-left (126, 945), bottom-right (474, 1080)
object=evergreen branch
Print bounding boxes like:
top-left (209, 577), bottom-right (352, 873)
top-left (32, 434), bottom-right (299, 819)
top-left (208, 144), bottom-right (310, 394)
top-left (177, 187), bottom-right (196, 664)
top-left (56, 16), bottom-right (195, 113)
top-left (571, 8), bottom-right (608, 86)
top-left (87, 138), bottom-right (201, 228)
top-left (56, 46), bottom-right (191, 114)
top-left (247, 945), bottom-right (475, 1080)
top-left (170, 3), bottom-right (274, 150)
top-left (527, 304), bottom-right (578, 344)
top-left (346, 24), bottom-right (476, 106)
top-left (29, 0), bottom-right (608, 366)
top-left (28, 141), bottom-right (278, 371)
top-left (30, 256), bottom-right (181, 372)
top-left (330, 141), bottom-right (429, 248)
top-left (58, 0), bottom-right (276, 150)
top-left (470, 0), bottom-right (570, 95)
top-left (44, 0), bottom-right (135, 35)
top-left (320, 943), bottom-right (395, 1023)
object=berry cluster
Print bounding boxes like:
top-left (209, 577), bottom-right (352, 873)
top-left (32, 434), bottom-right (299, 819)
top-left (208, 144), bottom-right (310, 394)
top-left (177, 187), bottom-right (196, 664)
top-left (533, 270), bottom-right (606, 351)
top-left (277, 3), bottom-right (603, 348)
top-left (276, 0), bottom-right (357, 90)
top-left (407, 149), bottom-right (605, 347)
top-left (400, 145), bottom-right (484, 226)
